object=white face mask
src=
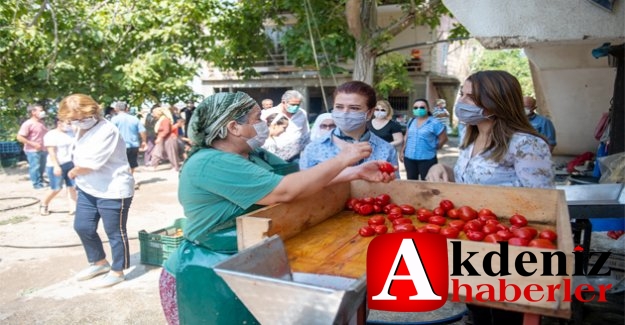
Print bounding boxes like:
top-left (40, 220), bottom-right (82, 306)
top-left (524, 108), bottom-right (532, 116)
top-left (71, 116), bottom-right (98, 130)
top-left (374, 111), bottom-right (387, 119)
top-left (332, 110), bottom-right (367, 133)
top-left (246, 121), bottom-right (269, 150)
top-left (37, 111), bottom-right (46, 119)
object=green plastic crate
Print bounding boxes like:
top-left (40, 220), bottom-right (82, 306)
top-left (139, 218), bottom-right (186, 266)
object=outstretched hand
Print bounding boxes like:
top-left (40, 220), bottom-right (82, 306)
top-left (355, 160), bottom-right (397, 183)
top-left (335, 141), bottom-right (373, 167)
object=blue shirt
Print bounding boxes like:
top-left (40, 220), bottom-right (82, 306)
top-left (404, 117), bottom-right (445, 160)
top-left (299, 129), bottom-right (398, 175)
top-left (529, 114), bottom-right (557, 147)
top-left (111, 112), bottom-right (146, 148)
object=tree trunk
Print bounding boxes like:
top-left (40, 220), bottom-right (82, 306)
top-left (353, 44), bottom-right (376, 84)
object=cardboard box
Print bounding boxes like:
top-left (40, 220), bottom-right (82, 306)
top-left (237, 180), bottom-right (574, 318)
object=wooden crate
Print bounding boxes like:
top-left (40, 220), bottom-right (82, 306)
top-left (237, 180), bottom-right (574, 318)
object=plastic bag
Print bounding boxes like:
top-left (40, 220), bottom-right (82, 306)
top-left (598, 152), bottom-right (625, 183)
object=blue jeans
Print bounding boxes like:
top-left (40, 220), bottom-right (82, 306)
top-left (74, 188), bottom-right (133, 271)
top-left (46, 162), bottom-right (75, 190)
top-left (25, 151), bottom-right (47, 189)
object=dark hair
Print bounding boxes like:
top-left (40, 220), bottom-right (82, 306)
top-left (413, 98), bottom-right (432, 116)
top-left (333, 81), bottom-right (377, 110)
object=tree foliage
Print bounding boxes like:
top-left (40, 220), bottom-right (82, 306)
top-left (471, 49), bottom-right (534, 96)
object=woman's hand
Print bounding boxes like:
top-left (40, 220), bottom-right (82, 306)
top-left (355, 161), bottom-right (397, 183)
top-left (425, 163), bottom-right (454, 182)
top-left (335, 141), bottom-right (372, 167)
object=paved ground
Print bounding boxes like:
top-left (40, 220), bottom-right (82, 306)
top-left (0, 138), bottom-right (465, 324)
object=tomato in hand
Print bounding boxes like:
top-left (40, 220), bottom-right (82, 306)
top-left (378, 162), bottom-right (395, 174)
top-left (538, 229), bottom-right (558, 242)
top-left (528, 238), bottom-right (556, 249)
top-left (439, 199), bottom-right (454, 212)
top-left (428, 215), bottom-right (446, 226)
top-left (458, 206), bottom-right (478, 221)
top-left (510, 214), bottom-right (528, 227)
top-left (359, 226), bottom-right (375, 237)
top-left (368, 215), bottom-right (386, 226)
top-left (399, 204), bottom-right (416, 215)
top-left (373, 225), bottom-right (388, 235)
top-left (440, 227), bottom-right (459, 239)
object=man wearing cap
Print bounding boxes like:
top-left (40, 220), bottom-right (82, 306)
top-left (260, 90), bottom-right (310, 162)
top-left (111, 101), bottom-right (146, 175)
top-left (523, 96), bottom-right (557, 152)
top-left (17, 104), bottom-right (48, 189)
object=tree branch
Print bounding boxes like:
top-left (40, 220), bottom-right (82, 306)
top-left (27, 0), bottom-right (48, 27)
top-left (345, 0), bottom-right (362, 40)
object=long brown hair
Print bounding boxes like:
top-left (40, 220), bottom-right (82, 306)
top-left (461, 70), bottom-right (547, 162)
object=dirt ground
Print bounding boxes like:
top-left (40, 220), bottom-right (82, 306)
top-left (0, 141), bottom-right (462, 325)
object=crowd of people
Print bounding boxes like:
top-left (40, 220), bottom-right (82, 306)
top-left (14, 71), bottom-right (560, 324)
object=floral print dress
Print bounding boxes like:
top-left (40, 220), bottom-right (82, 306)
top-left (454, 132), bottom-right (554, 188)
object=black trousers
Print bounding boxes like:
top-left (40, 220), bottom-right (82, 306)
top-left (403, 156), bottom-right (438, 180)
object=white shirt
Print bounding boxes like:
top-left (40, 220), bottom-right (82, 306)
top-left (73, 119), bottom-right (134, 199)
top-left (43, 128), bottom-right (74, 166)
top-left (261, 105), bottom-right (310, 160)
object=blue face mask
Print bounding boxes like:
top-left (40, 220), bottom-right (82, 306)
top-left (331, 110), bottom-right (367, 133)
top-left (286, 104), bottom-right (300, 114)
top-left (413, 108), bottom-right (427, 117)
top-left (455, 102), bottom-right (491, 125)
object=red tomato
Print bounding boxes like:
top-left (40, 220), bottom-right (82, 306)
top-left (463, 220), bottom-right (482, 232)
top-left (510, 214), bottom-right (528, 227)
top-left (478, 214), bottom-right (497, 223)
top-left (440, 227), bottom-right (459, 239)
top-left (424, 224), bottom-right (441, 234)
top-left (368, 215), bottom-right (386, 226)
top-left (458, 206), bottom-right (478, 221)
top-left (362, 197), bottom-right (375, 204)
top-left (359, 226), bottom-right (375, 237)
top-left (375, 194), bottom-right (391, 206)
top-left (389, 206), bottom-right (404, 216)
top-left (482, 224), bottom-right (498, 235)
top-left (415, 227), bottom-right (428, 234)
top-left (416, 208), bottom-right (431, 216)
top-left (373, 225), bottom-right (388, 235)
top-left (394, 224), bottom-right (416, 233)
top-left (485, 219), bottom-right (500, 226)
top-left (529, 239), bottom-right (557, 249)
top-left (495, 223), bottom-right (508, 232)
top-left (345, 198), bottom-right (360, 210)
top-left (483, 233), bottom-right (503, 243)
top-left (358, 203), bottom-right (374, 216)
top-left (399, 204), bottom-right (416, 215)
top-left (448, 220), bottom-right (466, 230)
top-left (508, 237), bottom-right (529, 247)
top-left (416, 213), bottom-right (430, 222)
top-left (353, 202), bottom-right (362, 212)
top-left (387, 212), bottom-right (403, 221)
top-left (383, 203), bottom-right (398, 214)
top-left (392, 218), bottom-right (413, 226)
top-left (466, 230), bottom-right (486, 241)
top-left (439, 199), bottom-right (455, 212)
top-left (538, 229), bottom-right (558, 242)
top-left (512, 227), bottom-right (537, 240)
top-left (428, 216), bottom-right (447, 226)
top-left (416, 208), bottom-right (433, 222)
top-left (372, 204), bottom-right (382, 213)
top-left (378, 162), bottom-right (395, 174)
top-left (432, 207), bottom-right (446, 216)
top-left (447, 208), bottom-right (460, 219)
top-left (478, 208), bottom-right (496, 218)
top-left (496, 229), bottom-right (514, 241)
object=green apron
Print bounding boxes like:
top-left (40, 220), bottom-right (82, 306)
top-left (174, 149), bottom-right (298, 324)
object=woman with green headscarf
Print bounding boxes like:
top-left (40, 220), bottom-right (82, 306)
top-left (159, 91), bottom-right (395, 324)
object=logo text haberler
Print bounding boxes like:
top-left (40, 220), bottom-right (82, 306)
top-left (367, 233), bottom-right (614, 312)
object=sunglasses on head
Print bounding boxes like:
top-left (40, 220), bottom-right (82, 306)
top-left (319, 123), bottom-right (336, 130)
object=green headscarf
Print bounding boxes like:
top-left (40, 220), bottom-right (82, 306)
top-left (187, 92), bottom-right (257, 158)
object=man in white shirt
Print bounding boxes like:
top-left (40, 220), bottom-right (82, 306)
top-left (260, 90), bottom-right (310, 162)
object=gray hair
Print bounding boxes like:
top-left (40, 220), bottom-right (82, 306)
top-left (115, 101), bottom-right (128, 111)
top-left (281, 90), bottom-right (303, 102)
top-left (27, 104), bottom-right (43, 113)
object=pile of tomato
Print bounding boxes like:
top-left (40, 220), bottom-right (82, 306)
top-left (346, 195), bottom-right (558, 249)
